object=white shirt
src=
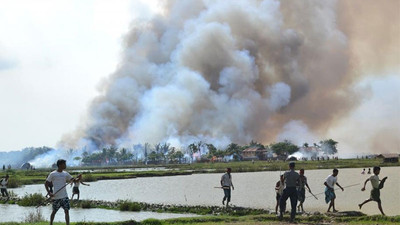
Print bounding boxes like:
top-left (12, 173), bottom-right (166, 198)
top-left (221, 173), bottom-right (233, 187)
top-left (73, 181), bottom-right (80, 188)
top-left (369, 175), bottom-right (379, 189)
top-left (0, 178), bottom-right (8, 188)
top-left (46, 170), bottom-right (72, 199)
top-left (276, 181), bottom-right (284, 195)
top-left (325, 175), bottom-right (337, 189)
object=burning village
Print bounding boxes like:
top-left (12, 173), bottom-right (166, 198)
top-left (0, 0), bottom-right (399, 224)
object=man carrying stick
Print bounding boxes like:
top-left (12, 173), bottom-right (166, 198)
top-left (279, 162), bottom-right (300, 223)
top-left (297, 168), bottom-right (312, 212)
top-left (45, 159), bottom-right (75, 225)
top-left (220, 168), bottom-right (234, 207)
top-left (324, 168), bottom-right (344, 212)
top-left (358, 166), bottom-right (387, 215)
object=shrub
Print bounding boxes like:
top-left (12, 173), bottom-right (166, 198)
top-left (18, 193), bottom-right (46, 207)
top-left (82, 173), bottom-right (97, 182)
top-left (7, 177), bottom-right (21, 188)
top-left (141, 218), bottom-right (162, 225)
top-left (24, 208), bottom-right (45, 223)
top-left (120, 201), bottom-right (141, 211)
top-left (80, 201), bottom-right (93, 209)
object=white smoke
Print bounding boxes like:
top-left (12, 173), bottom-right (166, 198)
top-left (60, 0), bottom-right (351, 150)
top-left (277, 120), bottom-right (318, 146)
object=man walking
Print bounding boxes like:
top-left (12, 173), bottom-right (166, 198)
top-left (297, 169), bottom-right (312, 212)
top-left (45, 159), bottom-right (74, 225)
top-left (324, 168), bottom-right (344, 212)
top-left (221, 168), bottom-right (234, 207)
top-left (279, 162), bottom-right (300, 222)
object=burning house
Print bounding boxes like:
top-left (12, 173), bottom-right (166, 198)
top-left (241, 146), bottom-right (268, 161)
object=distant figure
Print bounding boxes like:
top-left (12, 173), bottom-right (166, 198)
top-left (220, 168), bottom-right (234, 207)
top-left (0, 174), bottom-right (9, 199)
top-left (367, 168), bottom-right (371, 174)
top-left (70, 174), bottom-right (90, 200)
top-left (358, 166), bottom-right (388, 215)
top-left (297, 169), bottom-right (312, 212)
top-left (279, 162), bottom-right (300, 223)
top-left (2, 165), bottom-right (4, 171)
top-left (45, 159), bottom-right (74, 225)
top-left (361, 168), bottom-right (365, 174)
top-left (324, 168), bottom-right (344, 212)
top-left (275, 175), bottom-right (284, 214)
top-left (7, 164), bottom-right (11, 170)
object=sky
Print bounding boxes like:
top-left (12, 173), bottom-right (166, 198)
top-left (0, 0), bottom-right (399, 155)
top-left (0, 0), bottom-right (160, 151)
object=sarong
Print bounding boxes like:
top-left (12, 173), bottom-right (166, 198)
top-left (370, 188), bottom-right (381, 202)
top-left (297, 188), bottom-right (305, 203)
top-left (325, 187), bottom-right (335, 204)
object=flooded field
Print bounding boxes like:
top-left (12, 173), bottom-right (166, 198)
top-left (12, 167), bottom-right (400, 216)
top-left (0, 204), bottom-right (198, 223)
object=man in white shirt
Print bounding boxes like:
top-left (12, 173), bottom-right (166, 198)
top-left (324, 168), bottom-right (344, 212)
top-left (45, 159), bottom-right (74, 225)
top-left (358, 166), bottom-right (387, 215)
top-left (220, 168), bottom-right (234, 207)
top-left (0, 174), bottom-right (9, 199)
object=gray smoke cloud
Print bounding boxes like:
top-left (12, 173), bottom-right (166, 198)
top-left (53, 0), bottom-right (398, 160)
top-left (59, 0), bottom-right (352, 151)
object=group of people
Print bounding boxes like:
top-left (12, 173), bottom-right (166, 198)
top-left (361, 168), bottom-right (372, 174)
top-left (220, 162), bottom-right (388, 223)
top-left (0, 159), bottom-right (389, 225)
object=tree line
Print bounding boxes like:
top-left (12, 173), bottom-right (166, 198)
top-left (79, 139), bottom-right (338, 165)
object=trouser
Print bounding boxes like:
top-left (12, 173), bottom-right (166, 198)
top-left (1, 188), bottom-right (8, 197)
top-left (223, 187), bottom-right (231, 202)
top-left (279, 187), bottom-right (298, 220)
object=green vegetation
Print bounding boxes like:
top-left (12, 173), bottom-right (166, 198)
top-left (1, 214), bottom-right (400, 225)
top-left (165, 158), bottom-right (399, 173)
top-left (119, 201), bottom-right (141, 211)
top-left (17, 193), bottom-right (46, 207)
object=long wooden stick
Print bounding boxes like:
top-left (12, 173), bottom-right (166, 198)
top-left (214, 186), bottom-right (231, 189)
top-left (306, 183), bottom-right (360, 198)
top-left (37, 177), bottom-right (77, 208)
top-left (309, 190), bottom-right (318, 200)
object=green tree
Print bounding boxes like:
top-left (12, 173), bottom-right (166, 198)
top-left (225, 143), bottom-right (242, 161)
top-left (319, 139), bottom-right (338, 154)
top-left (206, 144), bottom-right (217, 159)
top-left (270, 140), bottom-right (299, 156)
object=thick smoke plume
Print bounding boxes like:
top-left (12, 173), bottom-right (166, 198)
top-left (33, 0), bottom-right (395, 167)
top-left (62, 0), bottom-right (353, 150)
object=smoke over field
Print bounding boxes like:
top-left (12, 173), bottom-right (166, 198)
top-left (30, 0), bottom-right (399, 167)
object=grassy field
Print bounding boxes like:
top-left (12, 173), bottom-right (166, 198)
top-left (0, 158), bottom-right (398, 188)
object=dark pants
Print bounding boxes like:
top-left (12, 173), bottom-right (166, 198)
top-left (1, 188), bottom-right (8, 197)
top-left (223, 188), bottom-right (231, 203)
top-left (279, 187), bottom-right (298, 220)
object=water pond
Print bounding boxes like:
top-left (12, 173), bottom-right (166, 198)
top-left (12, 167), bottom-right (400, 216)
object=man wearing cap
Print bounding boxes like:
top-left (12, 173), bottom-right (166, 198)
top-left (279, 162), bottom-right (300, 222)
